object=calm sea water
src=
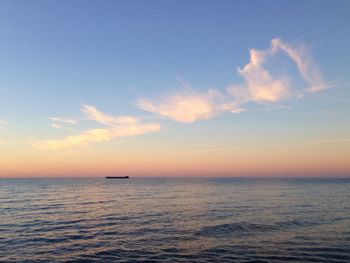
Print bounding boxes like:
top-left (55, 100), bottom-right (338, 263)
top-left (1, 178), bottom-right (350, 262)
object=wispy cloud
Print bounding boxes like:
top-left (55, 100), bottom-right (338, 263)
top-left (232, 43), bottom-right (290, 103)
top-left (48, 116), bottom-right (78, 132)
top-left (51, 123), bottom-right (76, 132)
top-left (35, 38), bottom-right (332, 149)
top-left (34, 123), bottom-right (160, 150)
top-left (48, 117), bottom-right (77, 125)
top-left (271, 38), bottom-right (327, 94)
top-left (82, 105), bottom-right (138, 126)
top-left (0, 119), bottom-right (7, 125)
top-left (137, 89), bottom-right (226, 123)
top-left (227, 38), bottom-right (331, 104)
top-left (34, 105), bottom-right (161, 150)
top-left (138, 38), bottom-right (330, 122)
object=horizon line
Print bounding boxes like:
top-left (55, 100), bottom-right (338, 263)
top-left (1, 176), bottom-right (349, 179)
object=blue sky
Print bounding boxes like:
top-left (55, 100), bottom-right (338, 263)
top-left (0, 0), bottom-right (349, 176)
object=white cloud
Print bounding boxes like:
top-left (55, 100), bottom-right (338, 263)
top-left (235, 48), bottom-right (290, 102)
top-left (137, 38), bottom-right (329, 123)
top-left (271, 38), bottom-right (327, 93)
top-left (48, 117), bottom-right (77, 125)
top-left (227, 38), bottom-right (329, 105)
top-left (137, 89), bottom-right (225, 123)
top-left (51, 123), bottom-right (76, 132)
top-left (34, 105), bottom-right (161, 150)
top-left (35, 38), bottom-right (331, 149)
top-left (33, 123), bottom-right (161, 150)
top-left (227, 38), bottom-right (331, 103)
top-left (82, 105), bottom-right (138, 126)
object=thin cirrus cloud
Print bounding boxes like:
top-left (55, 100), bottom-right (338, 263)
top-left (51, 123), bottom-right (76, 132)
top-left (228, 38), bottom-right (329, 103)
top-left (138, 38), bottom-right (330, 123)
top-left (49, 117), bottom-right (78, 132)
top-left (48, 117), bottom-right (77, 125)
top-left (270, 38), bottom-right (327, 94)
top-left (34, 38), bottom-right (331, 150)
top-left (33, 105), bottom-right (161, 150)
top-left (82, 105), bottom-right (139, 126)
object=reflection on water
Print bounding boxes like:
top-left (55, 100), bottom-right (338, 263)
top-left (1, 178), bottom-right (350, 262)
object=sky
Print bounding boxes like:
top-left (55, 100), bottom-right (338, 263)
top-left (0, 0), bottom-right (349, 177)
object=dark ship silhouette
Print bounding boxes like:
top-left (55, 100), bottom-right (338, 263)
top-left (105, 176), bottom-right (129, 179)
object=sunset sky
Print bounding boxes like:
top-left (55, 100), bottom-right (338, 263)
top-left (0, 0), bottom-right (349, 177)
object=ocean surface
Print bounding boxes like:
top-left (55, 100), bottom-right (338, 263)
top-left (1, 178), bottom-right (350, 262)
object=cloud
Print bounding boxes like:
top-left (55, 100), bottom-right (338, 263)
top-left (137, 89), bottom-right (227, 123)
top-left (227, 38), bottom-right (330, 105)
top-left (0, 119), bottom-right (7, 125)
top-left (137, 38), bottom-right (330, 123)
top-left (33, 123), bottom-right (161, 150)
top-left (48, 117), bottom-right (77, 125)
top-left (51, 123), bottom-right (76, 132)
top-left (82, 105), bottom-right (138, 126)
top-left (235, 47), bottom-right (290, 103)
top-left (138, 38), bottom-right (328, 123)
top-left (34, 38), bottom-right (331, 149)
top-left (49, 116), bottom-right (77, 132)
top-left (270, 38), bottom-right (327, 93)
top-left (34, 105), bottom-right (161, 150)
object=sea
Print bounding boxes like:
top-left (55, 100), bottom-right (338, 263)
top-left (1, 178), bottom-right (350, 262)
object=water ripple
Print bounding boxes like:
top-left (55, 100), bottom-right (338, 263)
top-left (0, 178), bottom-right (349, 262)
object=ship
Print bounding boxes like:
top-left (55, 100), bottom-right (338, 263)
top-left (105, 176), bottom-right (130, 179)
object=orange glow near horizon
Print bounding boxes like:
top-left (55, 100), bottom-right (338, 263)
top-left (1, 139), bottom-right (349, 178)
